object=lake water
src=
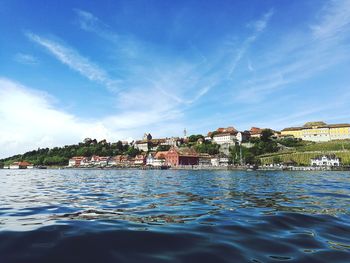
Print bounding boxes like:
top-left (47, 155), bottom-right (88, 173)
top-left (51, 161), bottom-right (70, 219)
top-left (0, 169), bottom-right (349, 262)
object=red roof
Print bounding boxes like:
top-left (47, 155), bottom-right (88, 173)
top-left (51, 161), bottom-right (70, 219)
top-left (250, 127), bottom-right (262, 134)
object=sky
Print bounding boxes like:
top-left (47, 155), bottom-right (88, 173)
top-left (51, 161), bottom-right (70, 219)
top-left (1, 0), bottom-right (350, 158)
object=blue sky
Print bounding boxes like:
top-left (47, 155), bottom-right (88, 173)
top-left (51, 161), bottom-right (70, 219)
top-left (1, 0), bottom-right (350, 157)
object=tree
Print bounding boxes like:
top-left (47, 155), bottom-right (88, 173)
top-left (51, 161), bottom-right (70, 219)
top-left (188, 134), bottom-right (204, 143)
top-left (194, 142), bottom-right (220, 155)
top-left (261, 129), bottom-right (274, 142)
top-left (126, 146), bottom-right (140, 157)
top-left (157, 145), bottom-right (171, 151)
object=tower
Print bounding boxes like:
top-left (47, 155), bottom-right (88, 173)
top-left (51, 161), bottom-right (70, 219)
top-left (183, 128), bottom-right (187, 139)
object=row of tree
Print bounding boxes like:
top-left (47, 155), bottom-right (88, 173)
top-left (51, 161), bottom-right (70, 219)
top-left (0, 139), bottom-right (141, 166)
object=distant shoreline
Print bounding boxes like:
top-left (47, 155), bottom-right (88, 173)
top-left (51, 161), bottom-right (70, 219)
top-left (2, 166), bottom-right (349, 171)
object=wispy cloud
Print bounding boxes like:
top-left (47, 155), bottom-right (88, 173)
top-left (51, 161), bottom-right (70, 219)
top-left (228, 9), bottom-right (274, 77)
top-left (14, 53), bottom-right (39, 65)
top-left (310, 0), bottom-right (350, 40)
top-left (234, 0), bottom-right (350, 102)
top-left (26, 32), bottom-right (119, 92)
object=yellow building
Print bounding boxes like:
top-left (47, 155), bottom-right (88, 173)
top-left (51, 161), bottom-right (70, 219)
top-left (281, 122), bottom-right (350, 142)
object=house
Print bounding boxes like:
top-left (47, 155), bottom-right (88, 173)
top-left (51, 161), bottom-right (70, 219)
top-left (212, 133), bottom-right (237, 145)
top-left (110, 155), bottom-right (132, 166)
top-left (154, 151), bottom-right (167, 166)
top-left (311, 155), bottom-right (340, 167)
top-left (210, 154), bottom-right (230, 166)
top-left (134, 154), bottom-right (146, 166)
top-left (166, 147), bottom-right (199, 166)
top-left (99, 156), bottom-right (110, 166)
top-left (198, 153), bottom-right (211, 165)
top-left (80, 157), bottom-right (91, 167)
top-left (9, 161), bottom-right (33, 169)
top-left (134, 141), bottom-right (149, 152)
top-left (68, 156), bottom-right (84, 167)
top-left (250, 127), bottom-right (263, 138)
top-left (216, 127), bottom-right (237, 133)
top-left (146, 152), bottom-right (167, 166)
top-left (146, 152), bottom-right (156, 166)
top-left (90, 155), bottom-right (101, 165)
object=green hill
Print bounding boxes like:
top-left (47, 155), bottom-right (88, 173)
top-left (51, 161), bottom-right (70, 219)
top-left (0, 139), bottom-right (139, 167)
top-left (259, 140), bottom-right (350, 165)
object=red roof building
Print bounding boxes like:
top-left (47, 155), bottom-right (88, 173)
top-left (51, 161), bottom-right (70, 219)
top-left (166, 147), bottom-right (199, 166)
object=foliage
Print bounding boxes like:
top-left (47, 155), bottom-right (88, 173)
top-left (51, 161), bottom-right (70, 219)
top-left (125, 146), bottom-right (140, 157)
top-left (229, 144), bottom-right (260, 165)
top-left (272, 156), bottom-right (282, 164)
top-left (278, 137), bottom-right (305, 147)
top-left (156, 145), bottom-right (171, 151)
top-left (188, 134), bottom-right (204, 143)
top-left (0, 139), bottom-right (133, 167)
top-left (296, 140), bottom-right (350, 152)
top-left (194, 142), bottom-right (220, 155)
top-left (229, 131), bottom-right (279, 165)
top-left (260, 129), bottom-right (274, 142)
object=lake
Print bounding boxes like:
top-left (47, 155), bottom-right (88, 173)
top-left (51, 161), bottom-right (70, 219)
top-left (0, 169), bottom-right (349, 262)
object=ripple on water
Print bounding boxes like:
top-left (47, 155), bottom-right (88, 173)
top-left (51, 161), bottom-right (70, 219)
top-left (0, 169), bottom-right (349, 262)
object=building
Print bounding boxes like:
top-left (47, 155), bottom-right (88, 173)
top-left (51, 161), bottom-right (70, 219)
top-left (9, 161), bottom-right (33, 169)
top-left (166, 147), bottom-right (199, 166)
top-left (281, 122), bottom-right (350, 142)
top-left (134, 141), bottom-right (149, 152)
top-left (212, 133), bottom-right (237, 145)
top-left (198, 153), bottom-right (212, 166)
top-left (99, 156), bottom-right (110, 166)
top-left (146, 151), bottom-right (167, 167)
top-left (134, 154), bottom-right (146, 165)
top-left (311, 155), bottom-right (340, 166)
top-left (250, 127), bottom-right (263, 138)
top-left (68, 156), bottom-right (84, 167)
top-left (210, 154), bottom-right (230, 166)
top-left (236, 131), bottom-right (250, 143)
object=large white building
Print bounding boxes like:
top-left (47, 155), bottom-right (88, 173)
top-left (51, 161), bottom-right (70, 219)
top-left (310, 155), bottom-right (340, 166)
top-left (212, 133), bottom-right (237, 145)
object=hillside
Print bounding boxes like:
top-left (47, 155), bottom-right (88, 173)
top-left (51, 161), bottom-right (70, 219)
top-left (0, 139), bottom-right (139, 167)
top-left (259, 140), bottom-right (350, 165)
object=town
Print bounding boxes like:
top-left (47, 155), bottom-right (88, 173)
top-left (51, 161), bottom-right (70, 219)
top-left (2, 121), bottom-right (350, 170)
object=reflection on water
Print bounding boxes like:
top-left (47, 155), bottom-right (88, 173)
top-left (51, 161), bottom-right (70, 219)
top-left (0, 169), bottom-right (350, 262)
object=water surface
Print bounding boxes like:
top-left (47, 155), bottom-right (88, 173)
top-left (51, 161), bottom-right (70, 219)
top-left (0, 169), bottom-right (349, 262)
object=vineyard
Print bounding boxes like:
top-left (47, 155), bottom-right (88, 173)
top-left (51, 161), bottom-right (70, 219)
top-left (296, 140), bottom-right (350, 152)
top-left (259, 150), bottom-right (350, 165)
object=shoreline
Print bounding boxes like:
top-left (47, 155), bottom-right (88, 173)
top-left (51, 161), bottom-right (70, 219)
top-left (2, 166), bottom-right (350, 171)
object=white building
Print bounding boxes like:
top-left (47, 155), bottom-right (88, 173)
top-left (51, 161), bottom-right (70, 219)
top-left (9, 161), bottom-right (33, 169)
top-left (211, 155), bottom-right (230, 166)
top-left (212, 133), bottom-right (236, 145)
top-left (311, 155), bottom-right (340, 166)
top-left (134, 141), bottom-right (149, 152)
top-left (146, 152), bottom-right (166, 167)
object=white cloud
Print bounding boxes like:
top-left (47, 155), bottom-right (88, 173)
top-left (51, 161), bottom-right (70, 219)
top-left (26, 32), bottom-right (119, 92)
top-left (14, 53), bottom-right (39, 65)
top-left (234, 0), bottom-right (350, 102)
top-left (0, 78), bottom-right (187, 158)
top-left (311, 0), bottom-right (350, 40)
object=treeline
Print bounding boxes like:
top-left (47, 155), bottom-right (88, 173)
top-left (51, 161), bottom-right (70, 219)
top-left (0, 139), bottom-right (141, 166)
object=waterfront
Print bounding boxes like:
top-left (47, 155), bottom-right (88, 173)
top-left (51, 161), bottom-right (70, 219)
top-left (0, 169), bottom-right (349, 262)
